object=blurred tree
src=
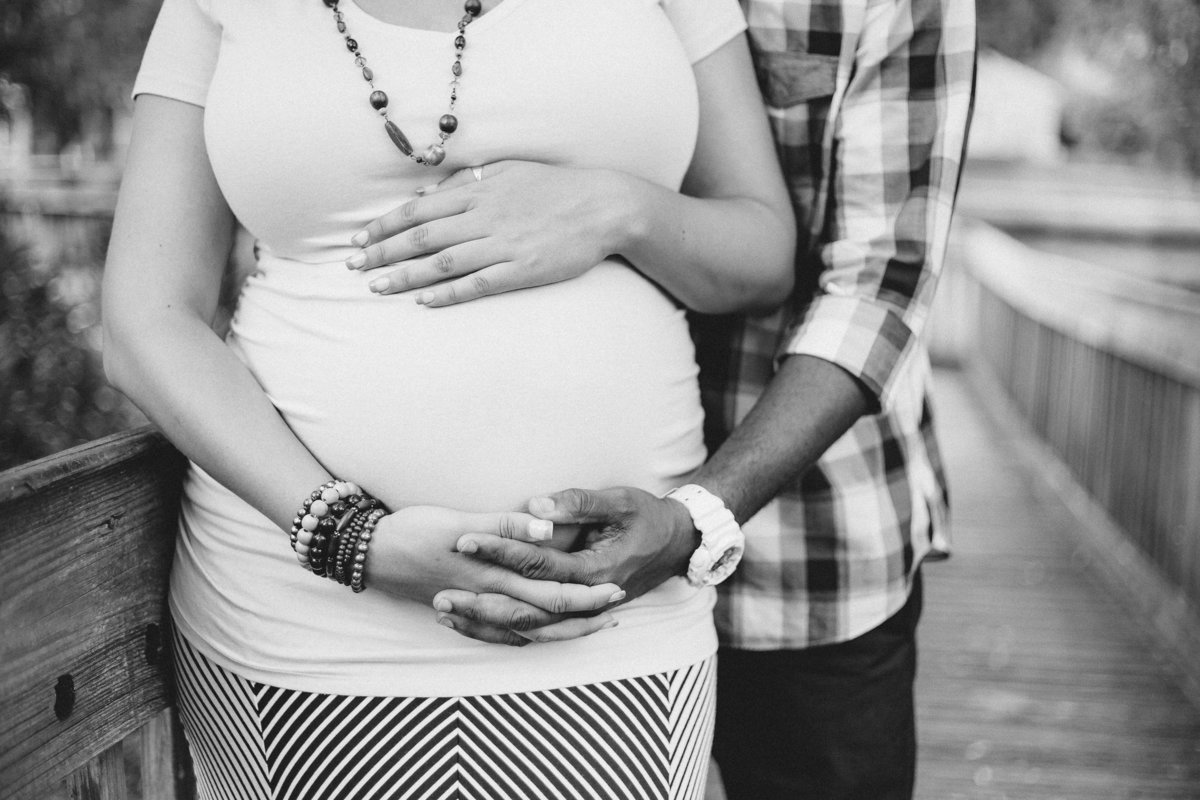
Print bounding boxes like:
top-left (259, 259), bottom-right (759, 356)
top-left (978, 0), bottom-right (1063, 61)
top-left (1062, 0), bottom-right (1200, 174)
top-left (979, 0), bottom-right (1200, 175)
top-left (0, 0), bottom-right (158, 156)
top-left (0, 224), bottom-right (144, 470)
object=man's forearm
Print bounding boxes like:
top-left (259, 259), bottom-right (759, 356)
top-left (691, 354), bottom-right (873, 524)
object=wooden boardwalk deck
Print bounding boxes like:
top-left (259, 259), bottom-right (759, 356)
top-left (914, 369), bottom-right (1200, 798)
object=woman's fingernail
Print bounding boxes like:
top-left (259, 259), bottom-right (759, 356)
top-left (350, 230), bottom-right (369, 247)
top-left (346, 252), bottom-right (366, 269)
top-left (437, 615), bottom-right (455, 630)
top-left (601, 618), bottom-right (619, 630)
top-left (608, 590), bottom-right (627, 604)
top-left (416, 291), bottom-right (435, 305)
top-left (432, 597), bottom-right (452, 613)
top-left (414, 186), bottom-right (426, 196)
top-left (458, 539), bottom-right (479, 555)
top-left (529, 519), bottom-right (553, 541)
top-left (369, 278), bottom-right (388, 293)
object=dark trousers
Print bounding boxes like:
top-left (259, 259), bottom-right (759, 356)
top-left (713, 573), bottom-right (923, 800)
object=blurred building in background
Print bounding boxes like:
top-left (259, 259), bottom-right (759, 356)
top-left (969, 50), bottom-right (1067, 165)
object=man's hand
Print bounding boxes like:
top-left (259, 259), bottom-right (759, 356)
top-left (432, 487), bottom-right (698, 642)
top-left (367, 506), bottom-right (624, 647)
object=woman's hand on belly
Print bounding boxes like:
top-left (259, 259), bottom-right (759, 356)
top-left (367, 506), bottom-right (623, 645)
top-left (346, 161), bottom-right (625, 306)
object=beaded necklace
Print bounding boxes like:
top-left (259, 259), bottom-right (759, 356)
top-left (322, 0), bottom-right (482, 166)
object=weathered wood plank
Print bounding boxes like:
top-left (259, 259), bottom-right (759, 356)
top-left (137, 708), bottom-right (183, 800)
top-left (914, 370), bottom-right (1200, 799)
top-left (65, 743), bottom-right (126, 800)
top-left (0, 428), bottom-right (185, 800)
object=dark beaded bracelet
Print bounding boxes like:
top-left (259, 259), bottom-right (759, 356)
top-left (289, 480), bottom-right (384, 583)
top-left (351, 508), bottom-right (385, 593)
top-left (310, 532), bottom-right (330, 577)
top-left (335, 522), bottom-right (362, 586)
top-left (337, 497), bottom-right (380, 585)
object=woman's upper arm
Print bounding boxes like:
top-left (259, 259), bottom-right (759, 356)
top-left (103, 94), bottom-right (235, 333)
top-left (683, 34), bottom-right (792, 218)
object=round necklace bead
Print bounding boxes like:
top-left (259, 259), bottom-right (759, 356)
top-left (324, 0), bottom-right (480, 166)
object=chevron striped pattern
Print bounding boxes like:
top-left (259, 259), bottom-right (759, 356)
top-left (174, 632), bottom-right (714, 800)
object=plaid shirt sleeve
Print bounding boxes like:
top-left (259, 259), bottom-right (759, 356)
top-left (777, 0), bottom-right (976, 411)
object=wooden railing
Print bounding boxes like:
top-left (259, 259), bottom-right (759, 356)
top-left (0, 429), bottom-right (191, 800)
top-left (943, 218), bottom-right (1200, 682)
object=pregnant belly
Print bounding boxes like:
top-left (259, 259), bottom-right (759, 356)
top-left (228, 256), bottom-right (705, 511)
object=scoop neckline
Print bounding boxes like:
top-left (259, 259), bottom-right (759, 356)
top-left (344, 0), bottom-right (528, 35)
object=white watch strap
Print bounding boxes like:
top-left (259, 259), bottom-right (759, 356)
top-left (666, 484), bottom-right (744, 587)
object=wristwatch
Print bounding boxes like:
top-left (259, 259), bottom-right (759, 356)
top-left (665, 484), bottom-right (744, 588)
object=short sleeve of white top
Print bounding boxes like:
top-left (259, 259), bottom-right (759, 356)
top-left (132, 0), bottom-right (219, 107)
top-left (132, 0), bottom-right (749, 698)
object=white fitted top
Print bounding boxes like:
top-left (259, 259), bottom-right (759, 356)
top-left (133, 0), bottom-right (746, 696)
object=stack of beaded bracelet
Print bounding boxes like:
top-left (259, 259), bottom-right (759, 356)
top-left (290, 480), bottom-right (384, 592)
top-left (351, 508), bottom-right (386, 593)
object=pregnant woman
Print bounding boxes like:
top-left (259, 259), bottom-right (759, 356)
top-left (102, 0), bottom-right (794, 797)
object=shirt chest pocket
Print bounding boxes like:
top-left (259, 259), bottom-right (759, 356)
top-left (754, 52), bottom-right (839, 108)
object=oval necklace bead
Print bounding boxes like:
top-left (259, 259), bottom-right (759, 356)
top-left (322, 0), bottom-right (480, 166)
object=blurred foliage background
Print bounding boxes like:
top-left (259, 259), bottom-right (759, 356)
top-left (1, 0), bottom-right (1199, 470)
top-left (979, 0), bottom-right (1200, 175)
top-left (0, 0), bottom-right (158, 157)
top-left (0, 223), bottom-right (143, 468)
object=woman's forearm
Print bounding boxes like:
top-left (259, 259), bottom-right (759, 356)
top-left (103, 95), bottom-right (330, 532)
top-left (604, 171), bottom-right (794, 314)
top-left (104, 311), bottom-right (331, 531)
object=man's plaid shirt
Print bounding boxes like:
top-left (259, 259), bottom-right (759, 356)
top-left (691, 0), bottom-right (976, 648)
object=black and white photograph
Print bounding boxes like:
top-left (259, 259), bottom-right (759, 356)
top-left (2, 1), bottom-right (1198, 798)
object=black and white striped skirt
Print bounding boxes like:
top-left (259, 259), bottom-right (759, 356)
top-left (173, 630), bottom-right (715, 800)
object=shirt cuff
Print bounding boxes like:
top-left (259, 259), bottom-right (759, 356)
top-left (777, 295), bottom-right (916, 412)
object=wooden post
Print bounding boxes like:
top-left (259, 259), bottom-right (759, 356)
top-left (0, 429), bottom-right (186, 800)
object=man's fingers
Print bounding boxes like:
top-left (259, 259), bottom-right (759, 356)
top-left (434, 590), bottom-right (561, 631)
top-left (494, 571), bottom-right (624, 615)
top-left (518, 614), bottom-right (619, 644)
top-left (527, 487), bottom-right (632, 525)
top-left (434, 613), bottom-right (529, 647)
top-left (460, 511), bottom-right (554, 542)
top-left (434, 590), bottom-right (618, 644)
top-left (457, 534), bottom-right (589, 581)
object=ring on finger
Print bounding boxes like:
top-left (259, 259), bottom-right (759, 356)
top-left (471, 166), bottom-right (484, 182)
